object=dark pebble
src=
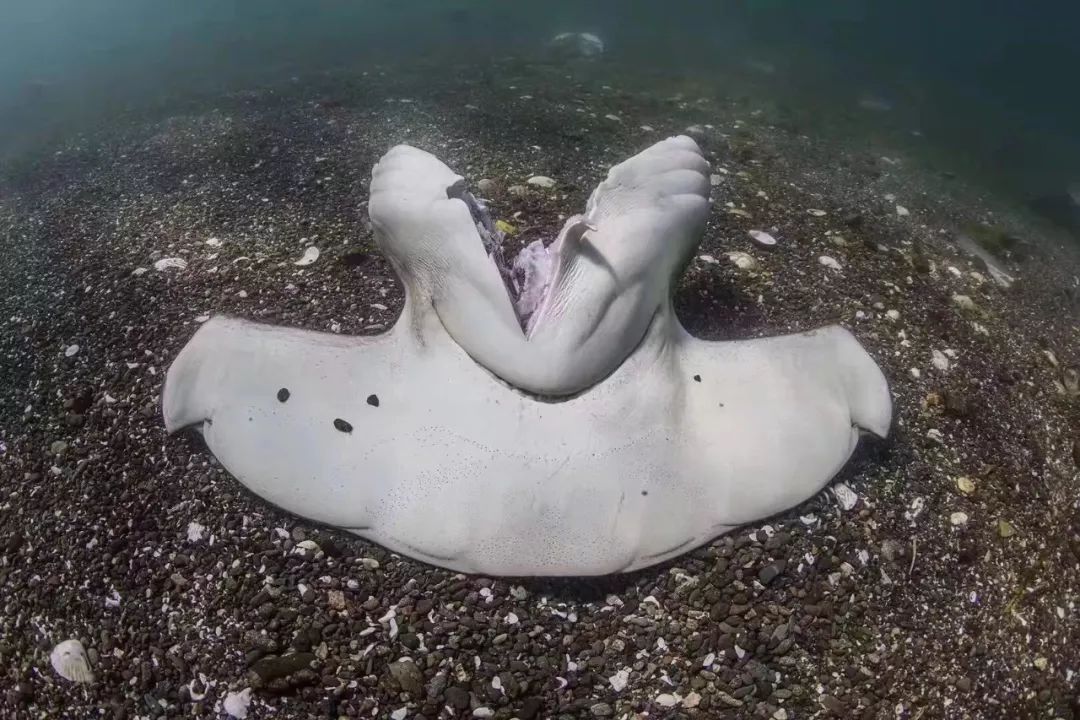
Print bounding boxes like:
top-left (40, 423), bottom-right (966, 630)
top-left (277, 388), bottom-right (290, 402)
top-left (333, 418), bottom-right (353, 433)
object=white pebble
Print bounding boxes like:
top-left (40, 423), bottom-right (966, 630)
top-left (294, 246), bottom-right (320, 266)
top-left (609, 668), bottom-right (630, 691)
top-left (931, 349), bottom-right (950, 371)
top-left (223, 688), bottom-right (251, 719)
top-left (64, 344), bottom-right (80, 357)
top-left (832, 482), bottom-right (858, 510)
top-left (473, 708), bottom-right (494, 719)
top-left (896, 205), bottom-right (910, 216)
top-left (205, 237), bottom-right (223, 247)
top-left (885, 309), bottom-right (900, 321)
top-left (154, 257), bottom-right (187, 272)
top-left (655, 693), bottom-right (680, 708)
top-left (807, 208), bottom-right (827, 217)
top-left (950, 512), bottom-right (969, 526)
top-left (818, 255), bottom-right (842, 271)
top-left (186, 521), bottom-right (206, 542)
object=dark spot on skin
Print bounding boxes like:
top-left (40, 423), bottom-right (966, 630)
top-left (693, 374), bottom-right (701, 382)
top-left (367, 394), bottom-right (380, 407)
top-left (641, 490), bottom-right (648, 496)
top-left (277, 388), bottom-right (290, 403)
top-left (334, 418), bottom-right (353, 433)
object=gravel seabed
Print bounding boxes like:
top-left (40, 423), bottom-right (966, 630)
top-left (1, 57), bottom-right (1079, 720)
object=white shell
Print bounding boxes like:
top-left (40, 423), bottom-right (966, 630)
top-left (50, 639), bottom-right (94, 684)
top-left (526, 175), bottom-right (556, 189)
top-left (154, 257), bottom-right (188, 272)
top-left (728, 251), bottom-right (757, 270)
top-left (931, 349), bottom-right (950, 371)
top-left (64, 344), bottom-right (80, 358)
top-left (807, 208), bottom-right (828, 217)
top-left (223, 688), bottom-right (251, 718)
top-left (748, 229), bottom-right (777, 247)
top-left (294, 247), bottom-right (320, 266)
top-left (205, 237), bottom-right (223, 247)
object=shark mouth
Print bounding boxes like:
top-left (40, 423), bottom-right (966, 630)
top-left (448, 179), bottom-right (586, 334)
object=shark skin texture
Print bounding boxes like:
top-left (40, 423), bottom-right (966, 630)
top-left (162, 136), bottom-right (892, 577)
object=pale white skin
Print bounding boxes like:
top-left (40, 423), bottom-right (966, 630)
top-left (162, 136), bottom-right (892, 577)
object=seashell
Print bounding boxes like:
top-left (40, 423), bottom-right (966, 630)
top-left (748, 229), bottom-right (777, 248)
top-left (526, 176), bottom-right (556, 189)
top-left (727, 252), bottom-right (757, 270)
top-left (205, 237), bottom-right (223, 247)
top-left (294, 247), bottom-right (320, 266)
top-left (64, 344), bottom-right (80, 357)
top-left (50, 639), bottom-right (94, 684)
top-left (154, 257), bottom-right (187, 272)
top-left (291, 539), bottom-right (322, 556)
top-left (807, 208), bottom-right (827, 217)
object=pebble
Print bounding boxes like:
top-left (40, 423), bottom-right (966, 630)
top-left (807, 208), bottom-right (828, 217)
top-left (885, 309), bottom-right (901, 321)
top-left (956, 477), bottom-right (976, 495)
top-left (223, 688), bottom-right (252, 719)
top-left (508, 185), bottom-right (527, 196)
top-left (896, 205), bottom-right (910, 216)
top-left (609, 668), bottom-right (630, 691)
top-left (590, 702), bottom-right (613, 716)
top-left (388, 658), bottom-right (424, 695)
top-left (526, 176), bottom-right (556, 189)
top-left (64, 344), bottom-right (80, 357)
top-left (952, 294), bottom-right (977, 311)
top-left (476, 178), bottom-right (498, 193)
top-left (656, 693), bottom-right (680, 707)
top-left (998, 519), bottom-right (1016, 538)
top-left (932, 349), bottom-right (950, 371)
top-left (818, 255), bottom-right (842, 271)
top-left (294, 247), bottom-right (320, 266)
top-left (950, 512), bottom-right (969, 526)
top-left (472, 708), bottom-right (494, 719)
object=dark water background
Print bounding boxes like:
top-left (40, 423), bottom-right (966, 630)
top-left (1, 0), bottom-right (1078, 217)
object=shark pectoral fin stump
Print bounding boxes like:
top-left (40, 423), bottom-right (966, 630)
top-left (162, 135), bottom-right (893, 577)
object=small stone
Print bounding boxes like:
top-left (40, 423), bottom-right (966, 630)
top-left (476, 179), bottom-right (498, 194)
top-left (389, 658), bottom-right (424, 695)
top-left (682, 692), bottom-right (702, 709)
top-left (64, 344), bottom-right (80, 358)
top-left (758, 561), bottom-right (785, 585)
top-left (590, 702), bottom-right (613, 716)
top-left (807, 209), bottom-right (828, 217)
top-left (952, 294), bottom-right (977, 312)
top-left (1034, 657), bottom-right (1048, 671)
top-left (223, 688), bottom-right (252, 719)
top-left (955, 677), bottom-right (973, 692)
top-left (294, 247), bottom-right (320, 266)
top-left (472, 709), bottom-right (494, 719)
top-left (950, 512), bottom-right (968, 526)
top-left (956, 477), bottom-right (976, 495)
top-left (445, 686), bottom-right (471, 710)
top-left (655, 693), bottom-right (680, 708)
top-left (885, 309), bottom-right (901, 321)
top-left (932, 350), bottom-right (950, 371)
top-left (508, 185), bottom-right (527, 197)
top-left (818, 255), bottom-right (842, 271)
top-left (820, 695), bottom-right (846, 715)
top-left (327, 590), bottom-right (346, 610)
top-left (333, 418), bottom-right (353, 433)
top-left (50, 440), bottom-right (68, 455)
top-left (896, 205), bottom-right (910, 216)
top-left (998, 519), bottom-right (1016, 538)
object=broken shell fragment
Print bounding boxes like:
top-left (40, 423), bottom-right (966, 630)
top-left (294, 247), bottom-right (320, 266)
top-left (50, 639), bottom-right (95, 684)
top-left (154, 257), bottom-right (187, 272)
top-left (727, 251), bottom-right (757, 270)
